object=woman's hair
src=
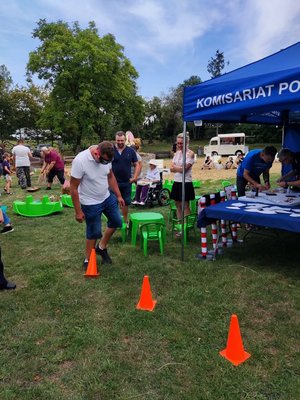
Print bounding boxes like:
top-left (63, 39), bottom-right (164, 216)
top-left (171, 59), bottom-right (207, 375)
top-left (133, 138), bottom-right (141, 150)
top-left (177, 132), bottom-right (190, 141)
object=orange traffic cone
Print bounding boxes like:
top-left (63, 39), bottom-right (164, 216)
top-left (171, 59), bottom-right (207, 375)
top-left (84, 249), bottom-right (100, 278)
top-left (136, 275), bottom-right (157, 311)
top-left (219, 314), bottom-right (251, 366)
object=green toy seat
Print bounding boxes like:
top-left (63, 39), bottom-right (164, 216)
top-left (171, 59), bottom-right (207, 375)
top-left (13, 195), bottom-right (63, 217)
top-left (61, 194), bottom-right (74, 208)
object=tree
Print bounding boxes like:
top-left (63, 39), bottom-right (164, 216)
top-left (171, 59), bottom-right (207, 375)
top-left (27, 19), bottom-right (144, 151)
top-left (207, 50), bottom-right (228, 78)
top-left (9, 84), bottom-right (46, 139)
top-left (159, 76), bottom-right (202, 141)
top-left (0, 65), bottom-right (14, 141)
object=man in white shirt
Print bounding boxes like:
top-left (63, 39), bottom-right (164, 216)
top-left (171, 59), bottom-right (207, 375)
top-left (12, 139), bottom-right (33, 189)
top-left (70, 141), bottom-right (125, 268)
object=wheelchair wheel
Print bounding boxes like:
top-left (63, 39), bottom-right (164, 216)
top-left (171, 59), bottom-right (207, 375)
top-left (158, 188), bottom-right (170, 206)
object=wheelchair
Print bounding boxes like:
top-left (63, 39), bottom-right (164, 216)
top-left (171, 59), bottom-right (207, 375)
top-left (132, 172), bottom-right (171, 208)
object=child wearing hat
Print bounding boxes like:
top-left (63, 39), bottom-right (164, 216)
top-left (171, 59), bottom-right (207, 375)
top-left (132, 159), bottom-right (160, 205)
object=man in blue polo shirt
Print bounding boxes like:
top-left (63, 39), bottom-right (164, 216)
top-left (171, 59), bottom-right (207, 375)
top-left (236, 145), bottom-right (277, 197)
top-left (112, 131), bottom-right (140, 224)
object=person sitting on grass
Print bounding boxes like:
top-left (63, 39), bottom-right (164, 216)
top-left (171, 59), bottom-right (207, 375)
top-left (201, 155), bottom-right (213, 170)
top-left (233, 153), bottom-right (244, 169)
top-left (0, 208), bottom-right (14, 234)
top-left (224, 156), bottom-right (234, 170)
top-left (132, 160), bottom-right (160, 205)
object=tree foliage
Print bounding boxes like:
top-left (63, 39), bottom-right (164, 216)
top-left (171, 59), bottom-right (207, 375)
top-left (142, 76), bottom-right (202, 143)
top-left (207, 50), bottom-right (228, 78)
top-left (27, 19), bottom-right (144, 151)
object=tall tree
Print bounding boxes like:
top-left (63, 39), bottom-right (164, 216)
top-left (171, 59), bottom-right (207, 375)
top-left (159, 76), bottom-right (202, 141)
top-left (0, 65), bottom-right (14, 140)
top-left (27, 19), bottom-right (143, 151)
top-left (207, 50), bottom-right (228, 78)
top-left (9, 84), bottom-right (46, 138)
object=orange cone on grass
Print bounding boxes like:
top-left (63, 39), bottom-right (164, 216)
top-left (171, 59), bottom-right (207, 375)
top-left (84, 249), bottom-right (100, 277)
top-left (136, 275), bottom-right (157, 311)
top-left (219, 314), bottom-right (251, 366)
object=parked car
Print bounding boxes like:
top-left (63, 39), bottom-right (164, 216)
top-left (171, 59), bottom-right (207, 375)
top-left (33, 144), bottom-right (51, 158)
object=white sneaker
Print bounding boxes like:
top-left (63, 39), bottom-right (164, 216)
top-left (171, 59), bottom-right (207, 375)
top-left (139, 201), bottom-right (145, 206)
top-left (131, 200), bottom-right (138, 205)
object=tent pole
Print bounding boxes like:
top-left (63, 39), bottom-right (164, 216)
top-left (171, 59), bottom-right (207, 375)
top-left (181, 122), bottom-right (187, 261)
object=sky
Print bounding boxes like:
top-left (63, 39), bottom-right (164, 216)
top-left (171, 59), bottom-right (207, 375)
top-left (1, 0), bottom-right (300, 99)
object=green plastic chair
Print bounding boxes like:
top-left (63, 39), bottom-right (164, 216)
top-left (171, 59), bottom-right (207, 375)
top-left (61, 194), bottom-right (74, 208)
top-left (131, 184), bottom-right (137, 201)
top-left (163, 179), bottom-right (173, 192)
top-left (140, 222), bottom-right (164, 256)
top-left (172, 213), bottom-right (198, 246)
top-left (168, 199), bottom-right (177, 222)
top-left (222, 180), bottom-right (232, 188)
top-left (192, 180), bottom-right (201, 188)
top-left (102, 213), bottom-right (127, 243)
top-left (13, 195), bottom-right (63, 217)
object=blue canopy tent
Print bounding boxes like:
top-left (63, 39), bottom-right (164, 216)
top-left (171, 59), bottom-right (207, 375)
top-left (183, 41), bottom-right (300, 130)
top-left (179, 42), bottom-right (300, 259)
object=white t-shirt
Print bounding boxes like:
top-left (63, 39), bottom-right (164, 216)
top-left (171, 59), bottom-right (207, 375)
top-left (172, 149), bottom-right (195, 182)
top-left (71, 147), bottom-right (111, 205)
top-left (145, 167), bottom-right (160, 181)
top-left (12, 145), bottom-right (31, 167)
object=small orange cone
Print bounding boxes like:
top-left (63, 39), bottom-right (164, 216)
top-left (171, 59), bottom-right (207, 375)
top-left (219, 314), bottom-right (251, 366)
top-left (84, 249), bottom-right (100, 278)
top-left (136, 275), bottom-right (157, 311)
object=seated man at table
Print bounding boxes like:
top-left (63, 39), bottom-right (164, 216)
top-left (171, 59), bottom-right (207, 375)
top-left (277, 148), bottom-right (300, 190)
top-left (236, 146), bottom-right (277, 197)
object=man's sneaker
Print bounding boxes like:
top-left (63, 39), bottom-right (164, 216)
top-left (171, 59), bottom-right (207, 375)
top-left (1, 226), bottom-right (14, 234)
top-left (83, 260), bottom-right (89, 270)
top-left (95, 246), bottom-right (112, 264)
top-left (139, 201), bottom-right (145, 206)
top-left (131, 200), bottom-right (138, 205)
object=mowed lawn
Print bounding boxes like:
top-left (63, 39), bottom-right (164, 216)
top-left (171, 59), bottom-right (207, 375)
top-left (0, 171), bottom-right (299, 400)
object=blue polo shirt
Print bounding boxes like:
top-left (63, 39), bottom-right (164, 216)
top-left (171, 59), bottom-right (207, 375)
top-left (112, 146), bottom-right (138, 184)
top-left (237, 149), bottom-right (272, 180)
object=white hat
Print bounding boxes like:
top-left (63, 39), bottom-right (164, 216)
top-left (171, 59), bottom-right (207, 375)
top-left (148, 159), bottom-right (158, 166)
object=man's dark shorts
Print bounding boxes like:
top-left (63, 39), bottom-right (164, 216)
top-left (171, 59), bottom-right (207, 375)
top-left (117, 182), bottom-right (132, 206)
top-left (81, 192), bottom-right (122, 240)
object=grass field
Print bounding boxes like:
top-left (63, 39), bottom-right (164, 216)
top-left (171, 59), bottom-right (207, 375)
top-left (0, 167), bottom-right (299, 400)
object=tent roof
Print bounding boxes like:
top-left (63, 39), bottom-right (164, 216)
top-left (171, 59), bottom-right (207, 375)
top-left (183, 42), bottom-right (300, 125)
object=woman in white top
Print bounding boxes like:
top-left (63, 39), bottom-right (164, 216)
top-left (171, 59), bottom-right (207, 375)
top-left (170, 132), bottom-right (195, 219)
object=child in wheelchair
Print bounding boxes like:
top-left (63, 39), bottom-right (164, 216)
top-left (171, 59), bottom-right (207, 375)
top-left (132, 159), bottom-right (160, 205)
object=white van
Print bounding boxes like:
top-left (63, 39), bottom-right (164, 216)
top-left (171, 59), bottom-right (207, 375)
top-left (204, 133), bottom-right (248, 156)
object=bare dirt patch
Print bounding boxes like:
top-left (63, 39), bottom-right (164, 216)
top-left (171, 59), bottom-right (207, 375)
top-left (162, 157), bottom-right (282, 182)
